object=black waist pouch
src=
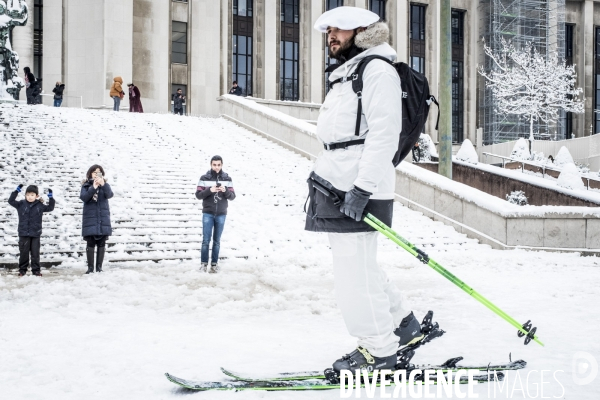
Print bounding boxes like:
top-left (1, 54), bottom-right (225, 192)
top-left (304, 171), bottom-right (394, 233)
top-left (305, 172), bottom-right (346, 219)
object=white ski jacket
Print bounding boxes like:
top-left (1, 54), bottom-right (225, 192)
top-left (313, 42), bottom-right (402, 200)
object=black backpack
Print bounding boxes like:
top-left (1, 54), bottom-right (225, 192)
top-left (348, 55), bottom-right (439, 166)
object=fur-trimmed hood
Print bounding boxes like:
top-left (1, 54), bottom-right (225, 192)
top-left (355, 22), bottom-right (390, 50)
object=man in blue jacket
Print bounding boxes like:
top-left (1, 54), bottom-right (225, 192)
top-left (195, 155), bottom-right (236, 273)
top-left (8, 184), bottom-right (55, 276)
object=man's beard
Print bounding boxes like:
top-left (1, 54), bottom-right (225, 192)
top-left (328, 35), bottom-right (355, 60)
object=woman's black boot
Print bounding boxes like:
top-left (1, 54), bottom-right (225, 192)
top-left (96, 247), bottom-right (105, 272)
top-left (85, 247), bottom-right (95, 274)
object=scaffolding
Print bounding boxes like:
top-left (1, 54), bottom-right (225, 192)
top-left (479, 0), bottom-right (566, 145)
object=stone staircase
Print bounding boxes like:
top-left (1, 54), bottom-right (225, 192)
top-left (0, 102), bottom-right (478, 273)
top-left (0, 104), bottom-right (260, 270)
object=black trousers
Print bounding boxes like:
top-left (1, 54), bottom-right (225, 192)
top-left (174, 108), bottom-right (183, 115)
top-left (85, 236), bottom-right (107, 248)
top-left (18, 236), bottom-right (41, 274)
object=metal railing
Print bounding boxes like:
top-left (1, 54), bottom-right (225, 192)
top-left (482, 152), bottom-right (600, 190)
top-left (478, 135), bottom-right (600, 171)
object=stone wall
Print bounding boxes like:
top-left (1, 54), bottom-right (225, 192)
top-left (417, 162), bottom-right (600, 207)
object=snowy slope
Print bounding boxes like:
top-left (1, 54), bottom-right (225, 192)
top-left (0, 105), bottom-right (599, 399)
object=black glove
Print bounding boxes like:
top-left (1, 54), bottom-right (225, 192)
top-left (48, 188), bottom-right (53, 198)
top-left (16, 184), bottom-right (23, 192)
top-left (340, 186), bottom-right (372, 222)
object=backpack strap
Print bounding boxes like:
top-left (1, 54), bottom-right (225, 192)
top-left (351, 55), bottom-right (393, 136)
top-left (329, 77), bottom-right (343, 90)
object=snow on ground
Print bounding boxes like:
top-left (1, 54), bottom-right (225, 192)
top-left (0, 106), bottom-right (599, 399)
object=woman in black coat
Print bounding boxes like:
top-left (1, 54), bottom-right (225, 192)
top-left (23, 66), bottom-right (39, 105)
top-left (80, 164), bottom-right (113, 274)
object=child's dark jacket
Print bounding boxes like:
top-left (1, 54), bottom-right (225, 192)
top-left (8, 191), bottom-right (55, 237)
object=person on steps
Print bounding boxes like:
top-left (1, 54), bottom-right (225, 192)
top-left (195, 156), bottom-right (236, 273)
top-left (53, 82), bottom-right (65, 107)
top-left (80, 165), bottom-right (113, 274)
top-left (23, 67), bottom-right (40, 105)
top-left (172, 88), bottom-right (186, 115)
top-left (305, 7), bottom-right (425, 376)
top-left (8, 184), bottom-right (55, 276)
top-left (109, 76), bottom-right (125, 111)
top-left (228, 81), bottom-right (242, 96)
top-left (127, 83), bottom-right (144, 113)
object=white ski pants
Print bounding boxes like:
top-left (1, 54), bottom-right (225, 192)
top-left (329, 231), bottom-right (407, 357)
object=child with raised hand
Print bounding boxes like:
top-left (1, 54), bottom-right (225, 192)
top-left (8, 184), bottom-right (55, 276)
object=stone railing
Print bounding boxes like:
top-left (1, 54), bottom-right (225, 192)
top-left (218, 94), bottom-right (600, 254)
top-left (245, 97), bottom-right (321, 122)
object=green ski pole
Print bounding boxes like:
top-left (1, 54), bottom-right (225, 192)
top-left (363, 213), bottom-right (544, 347)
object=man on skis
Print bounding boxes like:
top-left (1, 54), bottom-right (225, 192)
top-left (306, 7), bottom-right (425, 376)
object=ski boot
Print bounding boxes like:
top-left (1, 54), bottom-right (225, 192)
top-left (396, 311), bottom-right (445, 368)
top-left (324, 347), bottom-right (396, 384)
top-left (394, 311), bottom-right (425, 347)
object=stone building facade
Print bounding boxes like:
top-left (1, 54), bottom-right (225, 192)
top-left (9, 0), bottom-right (600, 145)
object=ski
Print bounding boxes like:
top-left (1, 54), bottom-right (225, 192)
top-left (221, 310), bottom-right (452, 383)
top-left (165, 371), bottom-right (504, 391)
top-left (220, 358), bottom-right (526, 382)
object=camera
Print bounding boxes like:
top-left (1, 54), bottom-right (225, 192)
top-left (216, 183), bottom-right (221, 187)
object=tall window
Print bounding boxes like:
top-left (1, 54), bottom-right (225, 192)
top-left (280, 0), bottom-right (300, 100)
top-left (233, 0), bottom-right (253, 96)
top-left (451, 10), bottom-right (464, 143)
top-left (369, 0), bottom-right (386, 20)
top-left (595, 27), bottom-right (600, 134)
top-left (33, 0), bottom-right (43, 78)
top-left (324, 0), bottom-right (343, 94)
top-left (172, 22), bottom-right (187, 64)
top-left (409, 4), bottom-right (426, 74)
top-left (562, 23), bottom-right (575, 138)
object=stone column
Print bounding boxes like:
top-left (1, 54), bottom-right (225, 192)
top-left (389, 0), bottom-right (408, 61)
top-left (189, 0), bottom-right (222, 115)
top-left (63, 0), bottom-right (105, 107)
top-left (264, 0), bottom-right (277, 100)
top-left (582, 0), bottom-right (593, 136)
top-left (300, 0), bottom-right (312, 102)
top-left (221, 0), bottom-right (232, 97)
top-left (466, 0), bottom-right (478, 145)
top-left (42, 0), bottom-right (63, 105)
top-left (427, 0), bottom-right (440, 142)
top-left (105, 0), bottom-right (133, 108)
top-left (311, 1), bottom-right (324, 103)
top-left (254, 0), bottom-right (265, 99)
top-left (11, 0), bottom-right (34, 101)
top-left (132, 0), bottom-right (169, 113)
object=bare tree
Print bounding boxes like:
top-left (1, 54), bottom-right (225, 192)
top-left (479, 38), bottom-right (584, 142)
